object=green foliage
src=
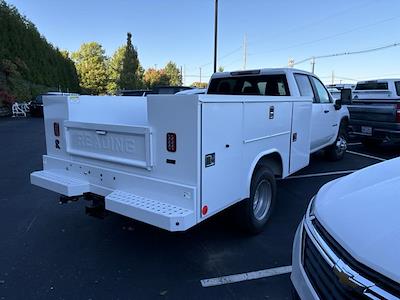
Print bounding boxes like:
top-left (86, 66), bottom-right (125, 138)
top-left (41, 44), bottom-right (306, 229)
top-left (0, 1), bottom-right (80, 103)
top-left (119, 33), bottom-right (141, 90)
top-left (143, 68), bottom-right (170, 89)
top-left (218, 66), bottom-right (225, 72)
top-left (72, 42), bottom-right (108, 94)
top-left (191, 82), bottom-right (208, 88)
top-left (107, 33), bottom-right (144, 94)
top-left (164, 61), bottom-right (182, 86)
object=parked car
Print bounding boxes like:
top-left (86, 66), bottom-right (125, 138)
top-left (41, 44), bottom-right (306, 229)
top-left (175, 88), bottom-right (206, 95)
top-left (153, 85), bottom-right (193, 94)
top-left (291, 157), bottom-right (400, 299)
top-left (31, 68), bottom-right (348, 233)
top-left (348, 79), bottom-right (400, 147)
top-left (118, 90), bottom-right (156, 96)
top-left (30, 92), bottom-right (75, 117)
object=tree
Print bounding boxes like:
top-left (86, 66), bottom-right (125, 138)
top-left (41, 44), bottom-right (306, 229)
top-left (143, 68), bottom-right (170, 89)
top-left (119, 32), bottom-right (140, 90)
top-left (107, 46), bottom-right (125, 94)
top-left (72, 42), bottom-right (108, 94)
top-left (107, 33), bottom-right (143, 94)
top-left (218, 66), bottom-right (225, 72)
top-left (164, 61), bottom-right (182, 85)
top-left (191, 82), bottom-right (208, 88)
top-left (0, 1), bottom-right (80, 102)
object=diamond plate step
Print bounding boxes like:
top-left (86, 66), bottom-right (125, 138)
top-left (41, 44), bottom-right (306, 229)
top-left (105, 190), bottom-right (195, 231)
top-left (31, 170), bottom-right (89, 196)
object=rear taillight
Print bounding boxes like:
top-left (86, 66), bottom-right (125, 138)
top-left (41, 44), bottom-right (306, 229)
top-left (396, 104), bottom-right (400, 123)
top-left (166, 133), bottom-right (176, 152)
top-left (53, 122), bottom-right (60, 137)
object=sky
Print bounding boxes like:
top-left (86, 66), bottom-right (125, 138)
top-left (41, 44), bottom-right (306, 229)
top-left (5, 0), bottom-right (400, 85)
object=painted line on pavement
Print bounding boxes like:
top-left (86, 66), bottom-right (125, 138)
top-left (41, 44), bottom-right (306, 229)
top-left (346, 150), bottom-right (386, 161)
top-left (285, 169), bottom-right (357, 180)
top-left (200, 265), bottom-right (292, 287)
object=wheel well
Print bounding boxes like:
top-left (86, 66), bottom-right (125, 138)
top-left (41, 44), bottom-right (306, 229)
top-left (254, 152), bottom-right (283, 178)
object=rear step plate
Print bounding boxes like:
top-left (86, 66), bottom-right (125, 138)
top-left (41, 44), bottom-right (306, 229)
top-left (105, 190), bottom-right (195, 231)
top-left (31, 170), bottom-right (89, 196)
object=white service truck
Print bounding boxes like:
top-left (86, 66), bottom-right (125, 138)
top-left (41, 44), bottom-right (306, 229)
top-left (31, 68), bottom-right (349, 233)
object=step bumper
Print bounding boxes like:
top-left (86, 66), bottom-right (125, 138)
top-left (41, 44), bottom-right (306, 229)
top-left (105, 190), bottom-right (196, 231)
top-left (31, 170), bottom-right (90, 197)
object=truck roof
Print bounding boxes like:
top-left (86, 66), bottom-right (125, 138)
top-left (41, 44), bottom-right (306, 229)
top-left (210, 68), bottom-right (314, 79)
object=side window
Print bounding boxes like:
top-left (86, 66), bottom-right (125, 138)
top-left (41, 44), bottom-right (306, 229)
top-left (294, 74), bottom-right (315, 102)
top-left (395, 81), bottom-right (400, 96)
top-left (311, 77), bottom-right (331, 103)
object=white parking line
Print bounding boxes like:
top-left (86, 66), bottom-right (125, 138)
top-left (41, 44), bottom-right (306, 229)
top-left (346, 150), bottom-right (386, 161)
top-left (200, 265), bottom-right (292, 287)
top-left (285, 169), bottom-right (357, 180)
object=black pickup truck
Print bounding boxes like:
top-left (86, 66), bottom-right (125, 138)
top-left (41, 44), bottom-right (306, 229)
top-left (348, 79), bottom-right (400, 147)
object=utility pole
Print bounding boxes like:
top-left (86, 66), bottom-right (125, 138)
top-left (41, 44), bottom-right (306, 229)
top-left (200, 67), bottom-right (202, 83)
top-left (180, 66), bottom-right (183, 85)
top-left (311, 57), bottom-right (315, 74)
top-left (213, 0), bottom-right (218, 74)
top-left (331, 71), bottom-right (335, 85)
top-left (243, 33), bottom-right (247, 70)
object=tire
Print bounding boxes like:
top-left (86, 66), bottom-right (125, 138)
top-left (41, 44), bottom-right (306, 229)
top-left (361, 138), bottom-right (383, 148)
top-left (239, 167), bottom-right (276, 234)
top-left (325, 121), bottom-right (348, 161)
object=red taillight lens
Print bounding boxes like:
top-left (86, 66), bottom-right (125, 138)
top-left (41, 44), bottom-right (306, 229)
top-left (166, 133), bottom-right (176, 152)
top-left (396, 104), bottom-right (400, 123)
top-left (53, 122), bottom-right (60, 137)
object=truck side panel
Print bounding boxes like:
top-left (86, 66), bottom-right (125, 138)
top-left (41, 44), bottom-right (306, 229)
top-left (201, 102), bottom-right (244, 219)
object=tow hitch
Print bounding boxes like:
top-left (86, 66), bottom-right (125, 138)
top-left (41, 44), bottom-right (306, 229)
top-left (59, 193), bottom-right (108, 219)
top-left (84, 193), bottom-right (107, 219)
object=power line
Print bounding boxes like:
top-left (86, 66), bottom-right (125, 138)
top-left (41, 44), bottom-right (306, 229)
top-left (247, 0), bottom-right (377, 47)
top-left (250, 14), bottom-right (400, 57)
top-left (200, 46), bottom-right (242, 68)
top-left (292, 42), bottom-right (400, 66)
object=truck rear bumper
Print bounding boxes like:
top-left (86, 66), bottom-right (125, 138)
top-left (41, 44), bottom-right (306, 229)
top-left (30, 156), bottom-right (197, 231)
top-left (349, 120), bottom-right (400, 140)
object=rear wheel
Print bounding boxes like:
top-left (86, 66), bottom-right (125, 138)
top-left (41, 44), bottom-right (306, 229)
top-left (361, 138), bottom-right (383, 148)
top-left (325, 121), bottom-right (347, 161)
top-left (240, 167), bottom-right (276, 234)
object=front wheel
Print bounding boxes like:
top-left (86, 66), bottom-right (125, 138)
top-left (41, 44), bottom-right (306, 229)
top-left (325, 122), bottom-right (347, 161)
top-left (239, 167), bottom-right (276, 234)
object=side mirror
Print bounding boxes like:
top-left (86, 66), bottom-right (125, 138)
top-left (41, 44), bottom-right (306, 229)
top-left (340, 88), bottom-right (352, 105)
top-left (334, 98), bottom-right (342, 110)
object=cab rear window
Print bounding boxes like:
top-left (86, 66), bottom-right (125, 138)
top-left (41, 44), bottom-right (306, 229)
top-left (355, 82), bottom-right (388, 90)
top-left (207, 75), bottom-right (290, 96)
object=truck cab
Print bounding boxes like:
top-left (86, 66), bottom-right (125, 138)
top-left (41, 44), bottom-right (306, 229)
top-left (207, 69), bottom-right (349, 159)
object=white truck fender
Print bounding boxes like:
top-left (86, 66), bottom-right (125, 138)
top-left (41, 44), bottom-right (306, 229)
top-left (246, 149), bottom-right (283, 198)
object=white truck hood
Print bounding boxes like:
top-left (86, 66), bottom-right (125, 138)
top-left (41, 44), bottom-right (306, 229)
top-left (315, 157), bottom-right (400, 283)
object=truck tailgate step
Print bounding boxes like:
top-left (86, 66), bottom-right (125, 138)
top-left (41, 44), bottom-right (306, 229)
top-left (31, 170), bottom-right (89, 196)
top-left (105, 190), bottom-right (195, 231)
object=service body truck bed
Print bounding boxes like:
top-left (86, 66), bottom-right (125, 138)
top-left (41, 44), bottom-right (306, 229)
top-left (31, 68), bottom-right (348, 232)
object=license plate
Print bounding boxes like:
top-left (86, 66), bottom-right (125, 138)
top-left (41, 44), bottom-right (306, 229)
top-left (361, 126), bottom-right (372, 136)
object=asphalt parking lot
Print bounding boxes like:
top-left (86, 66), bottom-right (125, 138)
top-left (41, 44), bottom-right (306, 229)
top-left (0, 117), bottom-right (399, 300)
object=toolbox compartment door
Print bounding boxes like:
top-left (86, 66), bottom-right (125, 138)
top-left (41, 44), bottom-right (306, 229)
top-left (64, 121), bottom-right (153, 169)
top-left (201, 102), bottom-right (244, 218)
top-left (289, 102), bottom-right (312, 173)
